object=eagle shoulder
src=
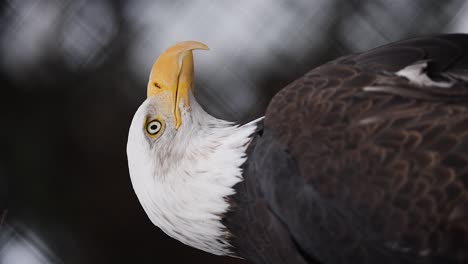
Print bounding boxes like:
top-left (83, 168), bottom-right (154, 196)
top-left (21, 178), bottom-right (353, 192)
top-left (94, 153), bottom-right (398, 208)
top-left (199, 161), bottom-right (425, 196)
top-left (256, 34), bottom-right (468, 263)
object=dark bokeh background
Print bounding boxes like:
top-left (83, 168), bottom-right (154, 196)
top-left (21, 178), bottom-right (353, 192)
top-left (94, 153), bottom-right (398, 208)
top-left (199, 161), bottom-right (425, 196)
top-left (1, 0), bottom-right (468, 263)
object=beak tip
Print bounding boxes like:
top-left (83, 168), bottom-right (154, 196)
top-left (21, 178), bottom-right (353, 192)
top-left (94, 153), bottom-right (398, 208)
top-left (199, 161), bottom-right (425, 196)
top-left (180, 40), bottom-right (209, 51)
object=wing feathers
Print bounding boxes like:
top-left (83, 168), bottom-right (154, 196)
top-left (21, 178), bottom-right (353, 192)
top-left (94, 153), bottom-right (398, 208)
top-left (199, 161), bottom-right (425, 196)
top-left (259, 34), bottom-right (468, 263)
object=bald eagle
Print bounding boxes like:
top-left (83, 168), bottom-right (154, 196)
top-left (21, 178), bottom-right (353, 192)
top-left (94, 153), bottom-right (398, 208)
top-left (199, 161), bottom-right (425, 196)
top-left (127, 34), bottom-right (468, 264)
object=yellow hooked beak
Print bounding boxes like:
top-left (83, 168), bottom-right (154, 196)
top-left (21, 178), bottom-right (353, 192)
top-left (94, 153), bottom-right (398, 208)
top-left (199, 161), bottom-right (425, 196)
top-left (147, 41), bottom-right (209, 129)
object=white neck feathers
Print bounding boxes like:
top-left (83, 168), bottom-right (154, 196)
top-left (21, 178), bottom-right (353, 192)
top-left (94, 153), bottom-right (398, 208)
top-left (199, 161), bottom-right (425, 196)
top-left (127, 97), bottom-right (261, 256)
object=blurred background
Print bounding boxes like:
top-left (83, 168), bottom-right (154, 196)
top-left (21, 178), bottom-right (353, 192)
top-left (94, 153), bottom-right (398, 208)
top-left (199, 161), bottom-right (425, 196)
top-left (1, 0), bottom-right (468, 263)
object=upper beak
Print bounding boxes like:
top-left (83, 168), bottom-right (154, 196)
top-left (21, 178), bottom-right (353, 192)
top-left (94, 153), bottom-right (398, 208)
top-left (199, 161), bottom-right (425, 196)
top-left (147, 41), bottom-right (209, 129)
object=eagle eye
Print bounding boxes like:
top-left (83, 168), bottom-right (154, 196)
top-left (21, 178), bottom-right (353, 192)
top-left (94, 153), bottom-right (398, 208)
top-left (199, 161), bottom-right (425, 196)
top-left (146, 120), bottom-right (163, 136)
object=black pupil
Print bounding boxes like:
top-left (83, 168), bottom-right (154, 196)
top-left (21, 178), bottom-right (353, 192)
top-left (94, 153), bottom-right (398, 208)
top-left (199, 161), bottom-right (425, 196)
top-left (150, 124), bottom-right (158, 131)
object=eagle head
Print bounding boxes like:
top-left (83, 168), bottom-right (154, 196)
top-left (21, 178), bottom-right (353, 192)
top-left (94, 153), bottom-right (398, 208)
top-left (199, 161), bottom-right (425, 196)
top-left (126, 41), bottom-right (259, 256)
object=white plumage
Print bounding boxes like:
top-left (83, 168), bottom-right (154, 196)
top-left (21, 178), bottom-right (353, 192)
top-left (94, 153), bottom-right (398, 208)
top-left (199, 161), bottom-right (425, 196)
top-left (127, 91), bottom-right (261, 255)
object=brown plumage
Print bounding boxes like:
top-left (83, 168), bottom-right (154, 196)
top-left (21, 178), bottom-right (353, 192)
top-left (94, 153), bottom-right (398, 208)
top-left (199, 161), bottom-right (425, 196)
top-left (224, 34), bottom-right (468, 264)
